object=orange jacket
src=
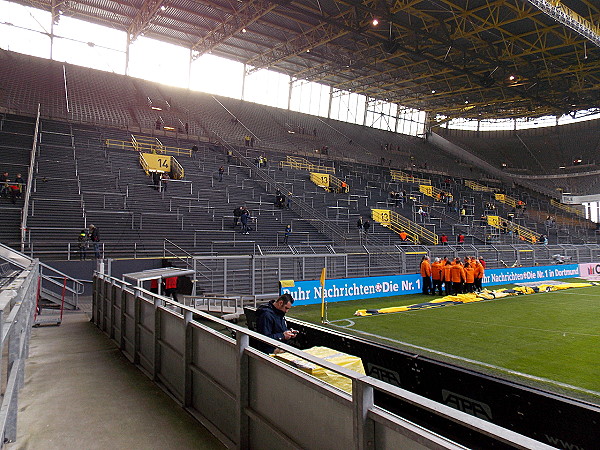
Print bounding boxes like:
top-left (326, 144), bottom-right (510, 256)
top-left (443, 263), bottom-right (452, 282)
top-left (399, 231), bottom-right (408, 241)
top-left (420, 259), bottom-right (432, 277)
top-left (474, 261), bottom-right (484, 278)
top-left (465, 266), bottom-right (475, 284)
top-left (450, 264), bottom-right (465, 283)
top-left (431, 261), bottom-right (443, 280)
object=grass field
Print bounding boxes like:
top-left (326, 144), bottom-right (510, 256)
top-left (288, 278), bottom-right (600, 404)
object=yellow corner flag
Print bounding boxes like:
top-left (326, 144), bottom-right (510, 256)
top-left (320, 267), bottom-right (327, 323)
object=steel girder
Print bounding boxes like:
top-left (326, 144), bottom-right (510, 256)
top-left (190, 0), bottom-right (280, 59)
top-left (128, 0), bottom-right (167, 42)
top-left (523, 0), bottom-right (600, 47)
top-left (7, 0), bottom-right (600, 120)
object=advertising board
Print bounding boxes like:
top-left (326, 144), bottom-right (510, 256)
top-left (281, 264), bottom-right (580, 306)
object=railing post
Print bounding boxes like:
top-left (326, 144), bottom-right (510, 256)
top-left (235, 332), bottom-right (250, 449)
top-left (183, 309), bottom-right (193, 408)
top-left (153, 296), bottom-right (162, 381)
top-left (353, 378), bottom-right (375, 449)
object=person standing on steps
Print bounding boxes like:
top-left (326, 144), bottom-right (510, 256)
top-left (77, 229), bottom-right (88, 261)
top-left (283, 224), bottom-right (292, 244)
top-left (363, 219), bottom-right (371, 237)
top-left (357, 216), bottom-right (364, 237)
top-left (233, 206), bottom-right (243, 228)
top-left (241, 207), bottom-right (250, 234)
top-left (218, 166), bottom-right (224, 182)
top-left (89, 224), bottom-right (101, 259)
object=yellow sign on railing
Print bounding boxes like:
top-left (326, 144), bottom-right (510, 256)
top-left (139, 153), bottom-right (184, 179)
top-left (465, 180), bottom-right (498, 193)
top-left (310, 172), bottom-right (330, 188)
top-left (486, 215), bottom-right (540, 244)
top-left (371, 209), bottom-right (439, 245)
top-left (550, 199), bottom-right (584, 217)
top-left (140, 153), bottom-right (171, 174)
top-left (372, 209), bottom-right (391, 226)
top-left (390, 169), bottom-right (431, 185)
top-left (494, 193), bottom-right (517, 208)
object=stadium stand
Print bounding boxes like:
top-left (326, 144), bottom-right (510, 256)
top-left (0, 50), bottom-right (597, 275)
top-left (1, 65), bottom-right (599, 450)
top-left (438, 119), bottom-right (600, 176)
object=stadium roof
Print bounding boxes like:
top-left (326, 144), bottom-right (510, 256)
top-left (15, 0), bottom-right (600, 121)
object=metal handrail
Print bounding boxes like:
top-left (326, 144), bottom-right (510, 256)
top-left (163, 238), bottom-right (194, 269)
top-left (20, 104), bottom-right (40, 253)
top-left (216, 137), bottom-right (350, 245)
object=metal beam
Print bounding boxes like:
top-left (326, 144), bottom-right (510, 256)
top-left (128, 0), bottom-right (166, 42)
top-left (245, 8), bottom-right (356, 74)
top-left (522, 0), bottom-right (600, 47)
top-left (191, 0), bottom-right (280, 59)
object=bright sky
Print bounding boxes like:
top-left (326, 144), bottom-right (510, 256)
top-left (1, 0), bottom-right (599, 132)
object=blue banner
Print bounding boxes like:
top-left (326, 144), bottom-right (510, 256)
top-left (281, 264), bottom-right (580, 306)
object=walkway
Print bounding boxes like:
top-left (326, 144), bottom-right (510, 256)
top-left (8, 310), bottom-right (224, 449)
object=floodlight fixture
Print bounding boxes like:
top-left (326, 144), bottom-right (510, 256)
top-left (372, 18), bottom-right (379, 26)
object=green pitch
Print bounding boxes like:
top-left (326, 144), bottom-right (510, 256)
top-left (288, 279), bottom-right (600, 404)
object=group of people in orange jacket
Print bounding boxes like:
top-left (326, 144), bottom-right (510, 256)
top-left (420, 255), bottom-right (485, 296)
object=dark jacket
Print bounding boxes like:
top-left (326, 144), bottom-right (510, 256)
top-left (256, 300), bottom-right (289, 353)
top-left (90, 227), bottom-right (100, 242)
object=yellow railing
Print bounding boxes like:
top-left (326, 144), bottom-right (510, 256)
top-left (465, 180), bottom-right (498, 193)
top-left (372, 209), bottom-right (439, 245)
top-left (310, 172), bottom-right (349, 193)
top-left (280, 156), bottom-right (335, 174)
top-left (390, 169), bottom-right (431, 185)
top-left (139, 152), bottom-right (151, 175)
top-left (486, 216), bottom-right (541, 244)
top-left (171, 158), bottom-right (184, 180)
top-left (132, 135), bottom-right (165, 154)
top-left (418, 184), bottom-right (450, 201)
top-left (105, 139), bottom-right (134, 151)
top-left (494, 193), bottom-right (517, 208)
top-left (106, 137), bottom-right (192, 157)
top-left (550, 199), bottom-right (584, 217)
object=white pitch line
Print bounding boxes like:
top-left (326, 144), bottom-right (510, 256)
top-left (334, 311), bottom-right (600, 337)
top-left (329, 324), bottom-right (600, 398)
top-left (557, 291), bottom-right (600, 297)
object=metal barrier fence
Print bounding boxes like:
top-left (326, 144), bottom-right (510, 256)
top-left (0, 259), bottom-right (38, 446)
top-left (184, 244), bottom-right (600, 295)
top-left (92, 272), bottom-right (553, 449)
